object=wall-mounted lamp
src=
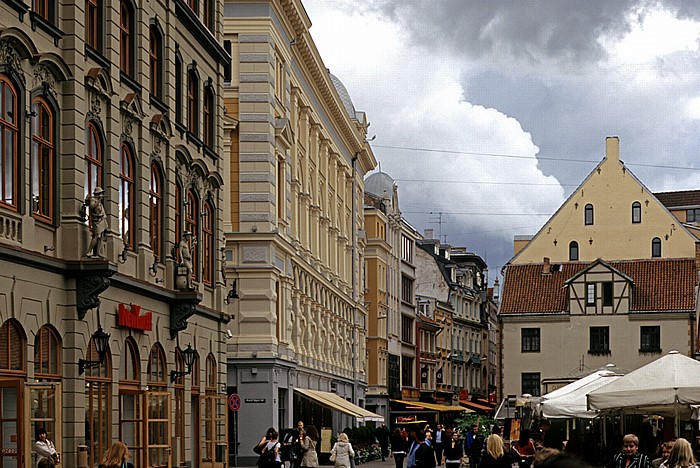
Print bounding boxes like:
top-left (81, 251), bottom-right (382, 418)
top-left (224, 280), bottom-right (238, 305)
top-left (170, 344), bottom-right (197, 383)
top-left (117, 243), bottom-right (129, 263)
top-left (78, 326), bottom-right (110, 375)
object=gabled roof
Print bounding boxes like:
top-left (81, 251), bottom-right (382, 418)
top-left (563, 258), bottom-right (634, 286)
top-left (654, 190), bottom-right (700, 209)
top-left (500, 258), bottom-right (697, 314)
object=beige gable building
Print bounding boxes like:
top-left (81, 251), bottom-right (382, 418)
top-left (500, 137), bottom-right (700, 398)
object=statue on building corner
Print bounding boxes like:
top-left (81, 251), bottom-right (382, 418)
top-left (176, 231), bottom-right (196, 290)
top-left (84, 187), bottom-right (108, 258)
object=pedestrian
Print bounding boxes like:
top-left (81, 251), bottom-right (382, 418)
top-left (661, 438), bottom-right (698, 468)
top-left (34, 428), bottom-right (58, 467)
top-left (653, 441), bottom-right (674, 468)
top-left (256, 428), bottom-right (282, 468)
top-left (300, 425), bottom-right (319, 468)
top-left (512, 429), bottom-right (536, 468)
top-left (465, 424), bottom-right (485, 468)
top-left (414, 430), bottom-right (436, 468)
top-left (330, 432), bottom-right (355, 468)
top-left (377, 424), bottom-right (390, 461)
top-left (533, 450), bottom-right (592, 468)
top-left (293, 421), bottom-right (305, 468)
top-left (608, 434), bottom-right (652, 468)
top-left (480, 435), bottom-right (511, 468)
top-left (37, 459), bottom-right (55, 468)
top-left (390, 427), bottom-right (408, 468)
top-left (99, 441), bottom-right (131, 468)
top-left (433, 424), bottom-right (446, 466)
top-left (442, 430), bottom-right (463, 468)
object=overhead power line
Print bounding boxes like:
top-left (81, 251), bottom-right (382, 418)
top-left (394, 178), bottom-right (576, 187)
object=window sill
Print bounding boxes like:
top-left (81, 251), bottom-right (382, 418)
top-left (521, 350), bottom-right (541, 353)
top-left (120, 71), bottom-right (142, 94)
top-left (588, 349), bottom-right (611, 356)
top-left (30, 11), bottom-right (63, 45)
top-left (85, 45), bottom-right (111, 71)
top-left (186, 131), bottom-right (203, 149)
top-left (3, 0), bottom-right (28, 21)
top-left (150, 95), bottom-right (168, 113)
top-left (639, 348), bottom-right (662, 355)
top-left (203, 145), bottom-right (218, 160)
top-left (175, 121), bottom-right (187, 137)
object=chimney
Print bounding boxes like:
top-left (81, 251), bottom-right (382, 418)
top-left (493, 277), bottom-right (500, 302)
top-left (606, 136), bottom-right (619, 163)
top-left (542, 257), bottom-right (551, 275)
top-left (424, 228), bottom-right (434, 239)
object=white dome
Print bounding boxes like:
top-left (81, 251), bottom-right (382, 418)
top-left (365, 172), bottom-right (396, 198)
top-left (329, 72), bottom-right (357, 119)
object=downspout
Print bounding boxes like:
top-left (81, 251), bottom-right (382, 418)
top-left (352, 153), bottom-right (359, 408)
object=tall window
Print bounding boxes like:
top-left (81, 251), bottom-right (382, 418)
top-left (521, 372), bottom-right (540, 396)
top-left (0, 77), bottom-right (18, 210)
top-left (203, 354), bottom-right (217, 463)
top-left (190, 352), bottom-right (201, 463)
top-left (85, 337), bottom-right (111, 468)
top-left (569, 241), bottom-right (579, 261)
top-left (119, 144), bottom-right (134, 248)
top-left (149, 26), bottom-right (162, 98)
top-left (203, 0), bottom-right (214, 32)
top-left (85, 122), bottom-right (102, 200)
top-left (602, 282), bottom-right (613, 307)
top-left (33, 0), bottom-right (53, 22)
top-left (632, 201), bottom-right (641, 224)
top-left (589, 326), bottom-right (610, 355)
top-left (0, 320), bottom-right (25, 371)
top-left (584, 203), bottom-right (593, 225)
top-left (34, 326), bottom-right (60, 377)
top-left (640, 326), bottom-right (661, 353)
top-left (187, 0), bottom-right (197, 14)
top-left (175, 55), bottom-right (183, 123)
top-left (147, 344), bottom-right (168, 468)
top-left (149, 164), bottom-right (163, 260)
top-left (401, 356), bottom-right (413, 387)
top-left (120, 338), bottom-right (142, 468)
top-left (32, 326), bottom-right (61, 463)
top-left (186, 189), bottom-right (199, 282)
top-left (86, 0), bottom-right (100, 50)
top-left (119, 1), bottom-right (133, 76)
top-left (203, 86), bottom-right (214, 148)
top-left (401, 316), bottom-right (413, 343)
top-left (174, 348), bottom-right (186, 466)
top-left (521, 328), bottom-right (540, 352)
top-left (652, 237), bottom-right (661, 258)
top-left (202, 200), bottom-right (214, 286)
top-left (187, 70), bottom-right (198, 134)
top-left (586, 283), bottom-right (596, 306)
top-left (31, 97), bottom-right (55, 222)
top-left (401, 275), bottom-right (413, 304)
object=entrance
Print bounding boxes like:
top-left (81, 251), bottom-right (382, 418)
top-left (0, 380), bottom-right (22, 468)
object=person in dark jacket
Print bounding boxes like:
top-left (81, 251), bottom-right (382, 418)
top-left (442, 431), bottom-right (463, 468)
top-left (433, 424), bottom-right (447, 466)
top-left (377, 424), bottom-right (390, 461)
top-left (480, 435), bottom-right (511, 468)
top-left (391, 427), bottom-right (408, 468)
top-left (414, 431), bottom-right (436, 468)
top-left (608, 434), bottom-right (652, 468)
top-left (466, 425), bottom-right (485, 468)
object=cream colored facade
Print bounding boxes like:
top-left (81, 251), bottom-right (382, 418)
top-left (223, 0), bottom-right (376, 464)
top-left (0, 1), bottom-right (230, 467)
top-left (500, 137), bottom-right (699, 398)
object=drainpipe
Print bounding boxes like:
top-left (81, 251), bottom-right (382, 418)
top-left (352, 153), bottom-right (359, 408)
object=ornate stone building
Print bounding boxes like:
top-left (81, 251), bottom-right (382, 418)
top-left (223, 0), bottom-right (378, 465)
top-left (0, 1), bottom-right (230, 467)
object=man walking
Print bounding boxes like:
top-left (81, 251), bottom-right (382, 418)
top-left (433, 424), bottom-right (446, 466)
top-left (465, 424), bottom-right (484, 468)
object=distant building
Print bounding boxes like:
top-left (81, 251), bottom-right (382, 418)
top-left (500, 137), bottom-right (699, 398)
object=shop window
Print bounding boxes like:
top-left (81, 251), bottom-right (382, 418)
top-left (85, 338), bottom-right (112, 468)
top-left (652, 237), bottom-right (661, 258)
top-left (186, 189), bottom-right (199, 282)
top-left (174, 348), bottom-right (186, 466)
top-left (86, 0), bottom-right (101, 51)
top-left (31, 326), bottom-right (60, 463)
top-left (149, 163), bottom-right (163, 261)
top-left (84, 122), bottom-right (102, 200)
top-left (0, 77), bottom-right (18, 211)
top-left (203, 86), bottom-right (214, 148)
top-left (0, 319), bottom-right (25, 371)
top-left (190, 353), bottom-right (201, 463)
top-left (119, 144), bottom-right (134, 248)
top-left (120, 338), bottom-right (142, 468)
top-left (202, 200), bottom-right (214, 286)
top-left (149, 25), bottom-right (163, 98)
top-left (34, 326), bottom-right (60, 377)
top-left (120, 337), bottom-right (140, 383)
top-left (119, 1), bottom-right (134, 77)
top-left (202, 354), bottom-right (226, 464)
top-left (31, 97), bottom-right (56, 223)
top-left (584, 203), bottom-right (593, 225)
top-left (147, 343), bottom-right (167, 385)
top-left (632, 201), bottom-right (641, 224)
top-left (146, 344), bottom-right (169, 467)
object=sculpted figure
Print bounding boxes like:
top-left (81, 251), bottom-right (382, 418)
top-left (85, 187), bottom-right (108, 258)
top-left (177, 231), bottom-right (197, 290)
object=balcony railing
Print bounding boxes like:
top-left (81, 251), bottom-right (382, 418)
top-left (0, 211), bottom-right (22, 245)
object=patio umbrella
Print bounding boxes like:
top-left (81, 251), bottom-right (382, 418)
top-left (541, 369), bottom-right (623, 419)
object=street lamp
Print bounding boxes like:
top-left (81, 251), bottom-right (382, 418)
top-left (170, 344), bottom-right (197, 382)
top-left (78, 326), bottom-right (110, 375)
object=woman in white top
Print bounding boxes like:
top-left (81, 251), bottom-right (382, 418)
top-left (256, 428), bottom-right (282, 468)
top-left (661, 438), bottom-right (699, 468)
top-left (34, 428), bottom-right (58, 467)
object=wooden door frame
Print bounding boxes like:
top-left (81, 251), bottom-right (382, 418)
top-left (0, 378), bottom-right (24, 467)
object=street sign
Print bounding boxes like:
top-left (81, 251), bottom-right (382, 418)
top-left (228, 393), bottom-right (241, 412)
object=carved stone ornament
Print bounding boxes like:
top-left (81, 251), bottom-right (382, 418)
top-left (33, 64), bottom-right (56, 96)
top-left (170, 293), bottom-right (202, 339)
top-left (0, 39), bottom-right (25, 84)
top-left (76, 268), bottom-right (115, 319)
top-left (88, 92), bottom-right (102, 119)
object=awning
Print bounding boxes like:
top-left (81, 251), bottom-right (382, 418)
top-left (459, 400), bottom-right (494, 412)
top-left (295, 388), bottom-right (384, 422)
top-left (391, 399), bottom-right (471, 413)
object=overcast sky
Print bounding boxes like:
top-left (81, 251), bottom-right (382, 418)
top-left (302, 0), bottom-right (700, 283)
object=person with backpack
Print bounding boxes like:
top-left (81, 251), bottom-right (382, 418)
top-left (256, 428), bottom-right (282, 468)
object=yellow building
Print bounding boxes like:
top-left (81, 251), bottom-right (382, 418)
top-left (500, 137), bottom-right (699, 397)
top-left (223, 0), bottom-right (378, 464)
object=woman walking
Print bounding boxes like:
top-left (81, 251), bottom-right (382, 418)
top-left (330, 433), bottom-right (355, 468)
top-left (301, 425), bottom-right (319, 468)
top-left (99, 441), bottom-right (130, 468)
top-left (661, 438), bottom-right (698, 468)
top-left (391, 427), bottom-right (408, 468)
top-left (443, 431), bottom-right (463, 468)
top-left (480, 435), bottom-right (511, 468)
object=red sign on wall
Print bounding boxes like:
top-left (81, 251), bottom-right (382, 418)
top-left (118, 304), bottom-right (153, 331)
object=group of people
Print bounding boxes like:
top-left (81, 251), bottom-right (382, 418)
top-left (609, 434), bottom-right (699, 468)
top-left (34, 428), bottom-right (132, 468)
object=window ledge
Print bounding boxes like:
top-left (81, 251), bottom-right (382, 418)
top-left (521, 350), bottom-right (541, 353)
top-left (588, 349), bottom-right (611, 356)
top-left (175, 121), bottom-right (187, 137)
top-left (30, 12), bottom-right (63, 45)
top-left (3, 0), bottom-right (28, 21)
top-left (120, 71), bottom-right (142, 94)
top-left (85, 45), bottom-right (111, 71)
top-left (150, 95), bottom-right (168, 113)
top-left (639, 348), bottom-right (662, 355)
top-left (203, 145), bottom-right (218, 160)
top-left (186, 131), bottom-right (203, 149)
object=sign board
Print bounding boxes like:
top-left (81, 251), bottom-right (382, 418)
top-left (228, 394), bottom-right (241, 412)
top-left (244, 398), bottom-right (266, 403)
top-left (118, 304), bottom-right (153, 331)
top-left (320, 428), bottom-right (332, 453)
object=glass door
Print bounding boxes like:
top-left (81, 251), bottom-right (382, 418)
top-left (27, 382), bottom-right (61, 468)
top-left (146, 391), bottom-right (170, 468)
top-left (120, 390), bottom-right (143, 468)
top-left (0, 379), bottom-right (22, 468)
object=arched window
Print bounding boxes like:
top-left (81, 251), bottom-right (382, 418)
top-left (186, 189), bottom-right (199, 281)
top-left (85, 122), bottom-right (102, 199)
top-left (190, 351), bottom-right (200, 390)
top-left (85, 336), bottom-right (111, 468)
top-left (119, 144), bottom-right (134, 248)
top-left (34, 325), bottom-right (61, 377)
top-left (0, 77), bottom-right (18, 210)
top-left (119, 337), bottom-right (141, 467)
top-left (119, 1), bottom-right (134, 76)
top-left (31, 97), bottom-right (56, 223)
top-left (569, 241), bottom-right (579, 261)
top-left (86, 0), bottom-right (101, 50)
top-left (147, 343), bottom-right (166, 385)
top-left (187, 70), bottom-right (198, 135)
top-left (120, 337), bottom-right (140, 383)
top-left (0, 319), bottom-right (25, 371)
top-left (149, 25), bottom-right (162, 98)
top-left (652, 237), bottom-right (661, 258)
top-left (205, 353), bottom-right (216, 391)
top-left (202, 200), bottom-right (214, 286)
top-left (149, 163), bottom-right (163, 260)
top-left (632, 201), bottom-right (641, 224)
top-left (203, 86), bottom-right (214, 148)
top-left (584, 203), bottom-right (593, 225)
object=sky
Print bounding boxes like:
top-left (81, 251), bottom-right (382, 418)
top-left (301, 0), bottom-right (700, 283)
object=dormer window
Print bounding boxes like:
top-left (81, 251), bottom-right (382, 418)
top-left (584, 204), bottom-right (593, 225)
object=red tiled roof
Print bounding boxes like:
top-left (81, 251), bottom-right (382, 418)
top-left (500, 258), bottom-right (697, 314)
top-left (654, 190), bottom-right (700, 208)
top-left (459, 400), bottom-right (494, 412)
